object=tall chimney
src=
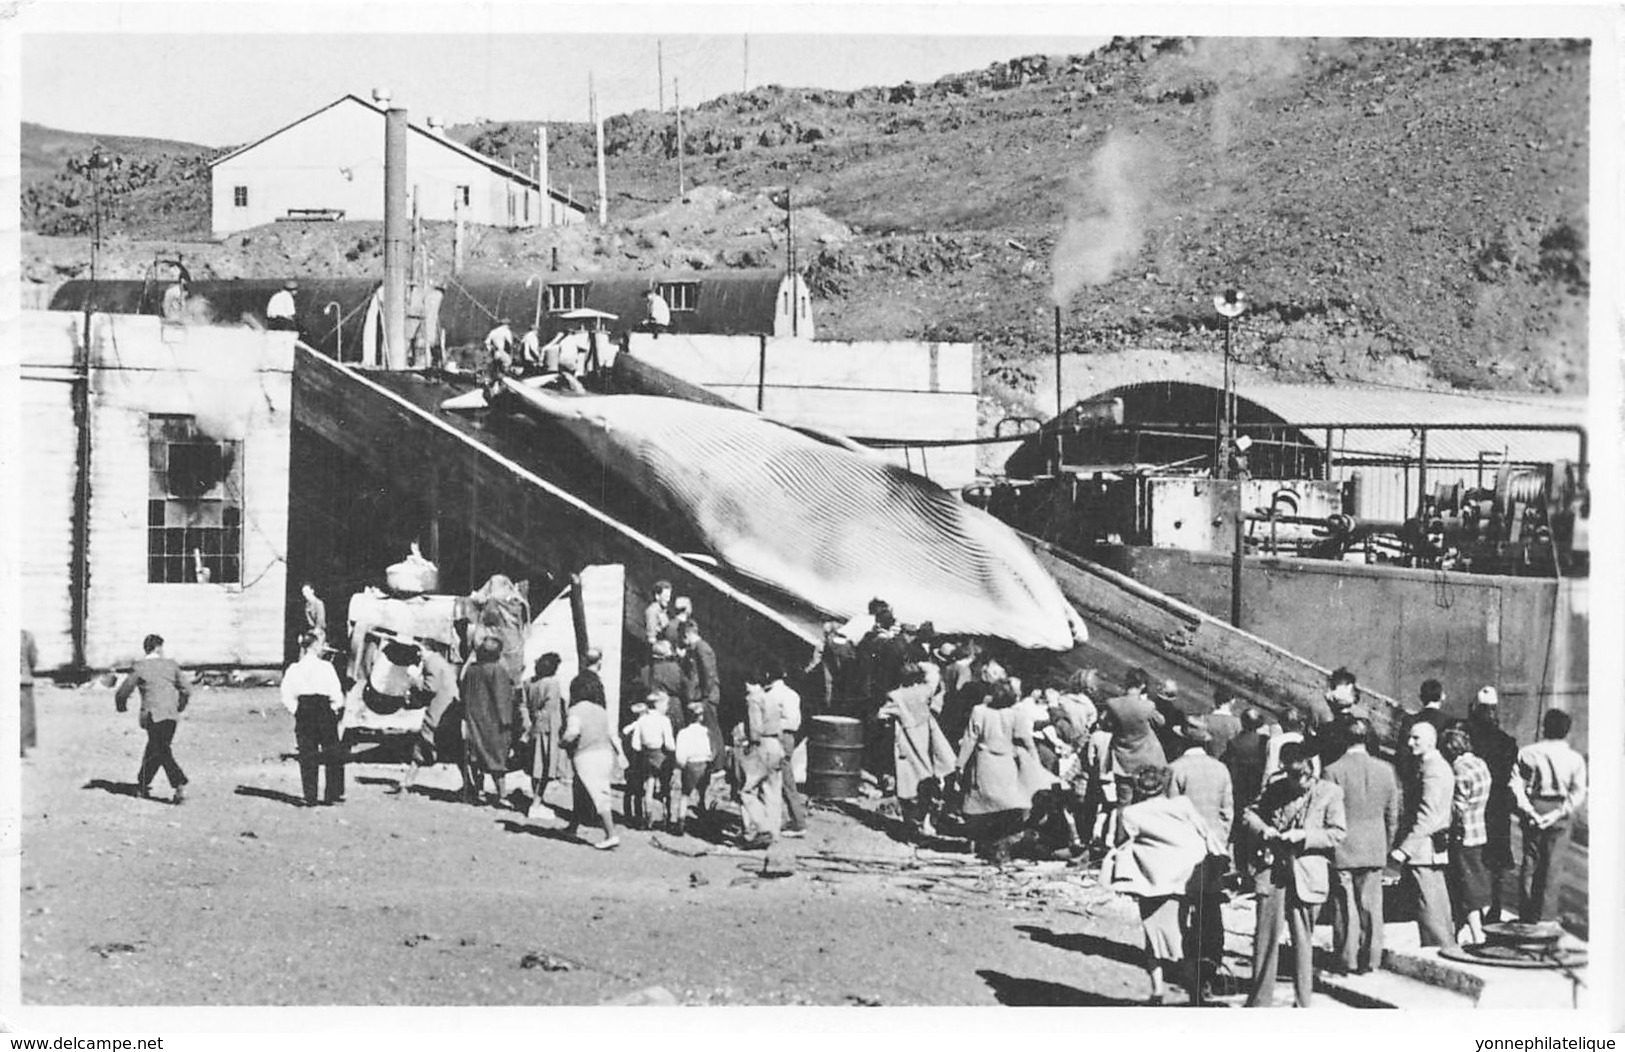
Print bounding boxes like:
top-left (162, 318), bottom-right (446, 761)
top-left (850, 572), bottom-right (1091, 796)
top-left (384, 105), bottom-right (408, 369)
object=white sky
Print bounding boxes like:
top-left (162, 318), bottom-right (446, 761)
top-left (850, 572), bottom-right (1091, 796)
top-left (19, 3), bottom-right (1111, 145)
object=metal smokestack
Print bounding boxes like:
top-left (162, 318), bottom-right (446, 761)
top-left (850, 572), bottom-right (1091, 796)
top-left (384, 105), bottom-right (408, 368)
top-left (1054, 305), bottom-right (1064, 419)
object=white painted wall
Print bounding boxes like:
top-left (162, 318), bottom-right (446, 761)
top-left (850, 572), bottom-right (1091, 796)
top-left (624, 333), bottom-right (980, 488)
top-left (210, 98), bottom-right (581, 235)
top-left (19, 312), bottom-right (294, 670)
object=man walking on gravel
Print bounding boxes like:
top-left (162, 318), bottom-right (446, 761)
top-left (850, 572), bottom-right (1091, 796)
top-left (113, 633), bottom-right (192, 804)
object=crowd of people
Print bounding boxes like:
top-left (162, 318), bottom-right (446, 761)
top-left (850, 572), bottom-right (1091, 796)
top-left (75, 579), bottom-right (1588, 1007)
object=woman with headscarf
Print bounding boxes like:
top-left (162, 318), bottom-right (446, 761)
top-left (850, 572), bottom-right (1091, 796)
top-left (1104, 764), bottom-right (1227, 1005)
top-left (459, 635), bottom-right (517, 807)
top-left (561, 670), bottom-right (624, 849)
top-left (954, 680), bottom-right (1029, 861)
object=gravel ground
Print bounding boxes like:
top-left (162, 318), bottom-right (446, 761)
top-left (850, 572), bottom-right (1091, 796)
top-left (17, 682), bottom-right (1159, 1011)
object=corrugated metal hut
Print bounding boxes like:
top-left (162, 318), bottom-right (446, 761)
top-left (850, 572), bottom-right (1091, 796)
top-left (50, 278), bottom-right (383, 364)
top-left (435, 269), bottom-right (813, 350)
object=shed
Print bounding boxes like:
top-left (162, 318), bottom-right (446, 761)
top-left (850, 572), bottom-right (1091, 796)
top-left (1007, 380), bottom-right (1587, 522)
top-left (435, 269), bottom-right (813, 350)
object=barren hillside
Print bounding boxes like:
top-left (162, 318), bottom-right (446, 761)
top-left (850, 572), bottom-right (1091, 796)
top-left (21, 36), bottom-right (1590, 396)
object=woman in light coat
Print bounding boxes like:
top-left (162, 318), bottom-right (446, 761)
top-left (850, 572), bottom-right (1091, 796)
top-left (955, 681), bottom-right (1028, 860)
top-left (1104, 765), bottom-right (1226, 1005)
top-left (561, 678), bottom-right (625, 850)
top-left (878, 662), bottom-right (957, 835)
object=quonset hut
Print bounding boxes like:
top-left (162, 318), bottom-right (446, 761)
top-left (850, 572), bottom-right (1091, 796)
top-left (435, 269), bottom-right (813, 351)
top-left (50, 278), bottom-right (385, 365)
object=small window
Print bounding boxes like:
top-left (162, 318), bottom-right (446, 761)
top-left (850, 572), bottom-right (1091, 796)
top-left (455, 185), bottom-right (471, 207)
top-left (658, 281), bottom-right (700, 313)
top-left (147, 415), bottom-right (243, 585)
top-left (233, 186), bottom-right (249, 208)
top-left (546, 283), bottom-right (588, 313)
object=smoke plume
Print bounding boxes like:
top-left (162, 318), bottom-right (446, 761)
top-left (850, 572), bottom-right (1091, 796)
top-left (180, 295), bottom-right (268, 442)
top-left (1050, 131), bottom-right (1171, 309)
top-left (1185, 38), bottom-right (1302, 159)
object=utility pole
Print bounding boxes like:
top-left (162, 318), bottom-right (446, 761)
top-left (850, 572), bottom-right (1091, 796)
top-left (743, 35), bottom-right (749, 92)
top-left (592, 73), bottom-right (608, 225)
top-left (675, 79), bottom-right (686, 199)
top-left (786, 186), bottom-right (796, 337)
top-left (1213, 288), bottom-right (1248, 627)
top-left (658, 40), bottom-right (664, 112)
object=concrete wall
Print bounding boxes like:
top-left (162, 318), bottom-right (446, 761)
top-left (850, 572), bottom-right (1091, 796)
top-left (211, 99), bottom-right (561, 234)
top-left (19, 311), bottom-right (294, 670)
top-left (623, 333), bottom-right (979, 488)
top-left (1098, 545), bottom-right (1590, 752)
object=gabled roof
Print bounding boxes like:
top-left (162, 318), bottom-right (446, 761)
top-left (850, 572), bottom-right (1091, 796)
top-left (208, 94), bottom-right (588, 212)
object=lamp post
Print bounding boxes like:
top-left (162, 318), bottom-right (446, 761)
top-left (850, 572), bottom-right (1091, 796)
top-left (1213, 288), bottom-right (1248, 627)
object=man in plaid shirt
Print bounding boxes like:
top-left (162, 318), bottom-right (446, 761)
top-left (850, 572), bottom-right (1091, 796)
top-left (1440, 726), bottom-right (1492, 946)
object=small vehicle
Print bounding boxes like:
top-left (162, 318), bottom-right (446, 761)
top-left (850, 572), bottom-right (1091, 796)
top-left (341, 588), bottom-right (462, 744)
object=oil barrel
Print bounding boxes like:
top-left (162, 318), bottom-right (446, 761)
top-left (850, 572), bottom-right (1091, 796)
top-left (806, 715), bottom-right (864, 800)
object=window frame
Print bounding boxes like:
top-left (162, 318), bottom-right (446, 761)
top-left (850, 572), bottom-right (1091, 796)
top-left (657, 280), bottom-right (700, 313)
top-left (545, 282), bottom-right (589, 314)
top-left (146, 414), bottom-right (245, 586)
top-left (233, 185), bottom-right (249, 208)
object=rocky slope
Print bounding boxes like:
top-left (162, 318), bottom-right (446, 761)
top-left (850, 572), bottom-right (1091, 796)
top-left (21, 36), bottom-right (1590, 397)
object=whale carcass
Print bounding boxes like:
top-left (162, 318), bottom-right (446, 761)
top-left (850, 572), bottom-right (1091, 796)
top-left (495, 381), bottom-right (1086, 650)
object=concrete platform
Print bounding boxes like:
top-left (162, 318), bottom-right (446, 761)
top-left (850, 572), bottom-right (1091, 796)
top-left (1218, 897), bottom-right (1586, 1010)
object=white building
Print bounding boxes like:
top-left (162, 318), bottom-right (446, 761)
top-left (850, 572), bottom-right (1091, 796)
top-left (209, 91), bottom-right (587, 236)
top-left (18, 311), bottom-right (294, 670)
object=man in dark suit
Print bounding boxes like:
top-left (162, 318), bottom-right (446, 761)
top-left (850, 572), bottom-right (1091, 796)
top-left (1391, 721), bottom-right (1457, 948)
top-left (1322, 716), bottom-right (1401, 974)
top-left (1412, 679), bottom-right (1449, 735)
top-left (681, 621), bottom-right (725, 765)
top-left (1465, 686), bottom-right (1518, 922)
top-left (1243, 741), bottom-right (1347, 1008)
top-left (1227, 707), bottom-right (1270, 877)
top-left (1203, 690), bottom-right (1243, 763)
top-left (1166, 715), bottom-right (1233, 999)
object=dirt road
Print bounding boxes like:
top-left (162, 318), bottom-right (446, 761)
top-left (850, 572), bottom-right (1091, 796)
top-left (18, 682), bottom-right (1154, 1009)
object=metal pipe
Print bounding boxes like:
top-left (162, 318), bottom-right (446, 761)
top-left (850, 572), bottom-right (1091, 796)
top-left (383, 106), bottom-right (409, 369)
top-left (525, 274), bottom-right (545, 331)
top-left (1417, 428), bottom-right (1429, 517)
top-left (1231, 488), bottom-right (1244, 628)
top-left (70, 306), bottom-right (93, 673)
top-left (757, 334), bottom-right (768, 411)
top-left (1054, 305), bottom-right (1064, 421)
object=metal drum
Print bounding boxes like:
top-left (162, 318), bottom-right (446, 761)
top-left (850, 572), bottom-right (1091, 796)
top-left (806, 715), bottom-right (864, 800)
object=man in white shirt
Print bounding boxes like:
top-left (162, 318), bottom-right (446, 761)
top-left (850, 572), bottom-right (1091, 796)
top-left (629, 690), bottom-right (677, 828)
top-left (519, 326), bottom-right (542, 370)
top-left (644, 289), bottom-right (671, 335)
top-left (673, 700), bottom-right (715, 835)
top-left (281, 631), bottom-right (346, 807)
top-left (764, 663), bottom-right (807, 838)
top-left (266, 280), bottom-right (298, 331)
top-left (1509, 708), bottom-right (1588, 923)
